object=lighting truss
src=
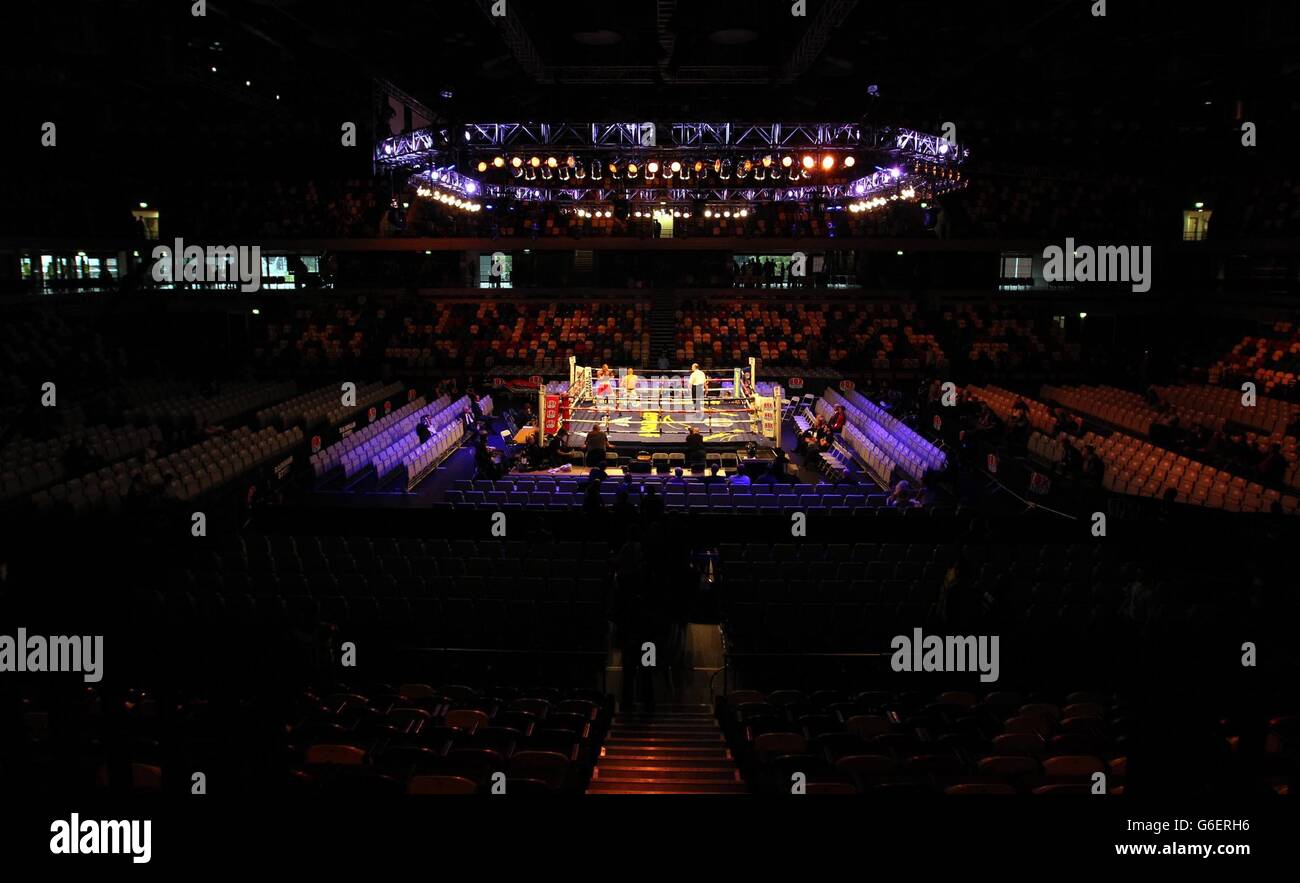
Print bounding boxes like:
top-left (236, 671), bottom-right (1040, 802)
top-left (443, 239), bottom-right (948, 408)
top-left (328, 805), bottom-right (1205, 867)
top-left (375, 121), bottom-right (965, 169)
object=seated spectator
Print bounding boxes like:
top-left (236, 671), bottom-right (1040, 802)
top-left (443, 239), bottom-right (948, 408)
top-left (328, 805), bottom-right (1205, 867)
top-left (546, 426), bottom-right (573, 467)
top-left (770, 447), bottom-right (792, 481)
top-left (728, 469), bottom-right (752, 487)
top-left (888, 479), bottom-right (920, 508)
top-left (415, 415), bottom-right (432, 445)
top-left (583, 480), bottom-right (604, 513)
top-left (828, 404), bottom-right (847, 434)
top-left (640, 485), bottom-right (664, 521)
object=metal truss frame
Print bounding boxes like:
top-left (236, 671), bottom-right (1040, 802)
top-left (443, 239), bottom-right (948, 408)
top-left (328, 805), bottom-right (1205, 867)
top-left (376, 121), bottom-right (965, 168)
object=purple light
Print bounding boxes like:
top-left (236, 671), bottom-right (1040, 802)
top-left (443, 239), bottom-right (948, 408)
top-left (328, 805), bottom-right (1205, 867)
top-left (465, 181), bottom-right (478, 195)
top-left (890, 167), bottom-right (901, 179)
top-left (854, 181), bottom-right (867, 195)
top-left (938, 142), bottom-right (949, 154)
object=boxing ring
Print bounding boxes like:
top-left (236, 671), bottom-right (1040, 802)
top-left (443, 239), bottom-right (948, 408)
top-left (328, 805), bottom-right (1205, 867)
top-left (546, 357), bottom-right (782, 449)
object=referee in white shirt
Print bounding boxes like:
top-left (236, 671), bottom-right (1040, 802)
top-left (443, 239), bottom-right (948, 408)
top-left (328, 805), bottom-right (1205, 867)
top-left (689, 363), bottom-right (707, 412)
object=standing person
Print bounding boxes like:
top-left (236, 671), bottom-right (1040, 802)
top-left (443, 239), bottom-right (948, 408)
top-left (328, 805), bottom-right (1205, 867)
top-left (689, 363), bottom-right (707, 413)
top-left (596, 363), bottom-right (616, 415)
top-left (621, 367), bottom-right (639, 416)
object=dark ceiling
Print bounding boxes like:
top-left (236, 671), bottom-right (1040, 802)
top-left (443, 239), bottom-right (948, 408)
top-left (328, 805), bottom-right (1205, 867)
top-left (2, 0), bottom-right (1297, 185)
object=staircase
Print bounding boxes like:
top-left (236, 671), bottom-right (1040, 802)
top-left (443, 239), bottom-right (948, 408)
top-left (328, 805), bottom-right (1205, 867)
top-left (589, 703), bottom-right (746, 794)
top-left (648, 291), bottom-right (677, 368)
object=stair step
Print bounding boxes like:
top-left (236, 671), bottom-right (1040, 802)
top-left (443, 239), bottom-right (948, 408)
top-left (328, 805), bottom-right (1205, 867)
top-left (613, 726), bottom-right (720, 736)
top-left (597, 752), bottom-right (732, 766)
top-left (595, 764), bottom-right (740, 781)
top-left (587, 778), bottom-right (749, 794)
top-left (602, 745), bottom-right (733, 760)
top-left (606, 735), bottom-right (723, 746)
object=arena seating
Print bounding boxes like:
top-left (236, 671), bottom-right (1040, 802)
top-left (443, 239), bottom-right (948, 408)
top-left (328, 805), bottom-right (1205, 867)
top-left (1074, 430), bottom-right (1295, 513)
top-left (288, 682), bottom-right (613, 795)
top-left (717, 686), bottom-right (1128, 795)
top-left (152, 535), bottom-right (612, 654)
top-left (33, 425), bottom-right (302, 516)
top-left (966, 385), bottom-right (1058, 434)
top-left (1155, 384), bottom-right (1299, 437)
top-left (1042, 385), bottom-right (1157, 437)
top-left (821, 388), bottom-right (946, 480)
top-left (441, 475), bottom-right (885, 513)
top-left (125, 380), bottom-right (299, 428)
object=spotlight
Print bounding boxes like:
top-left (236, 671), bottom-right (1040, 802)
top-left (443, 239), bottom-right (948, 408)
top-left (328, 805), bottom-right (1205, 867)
top-left (493, 156), bottom-right (505, 168)
top-left (647, 161), bottom-right (659, 174)
top-left (546, 156), bottom-right (558, 168)
top-left (566, 156), bottom-right (577, 168)
top-left (609, 162), bottom-right (619, 174)
top-left (694, 160), bottom-right (704, 173)
top-left (604, 210), bottom-right (612, 218)
top-left (627, 163), bottom-right (638, 176)
top-left (821, 155), bottom-right (835, 171)
top-left (781, 155), bottom-right (794, 168)
top-left (704, 209), bottom-right (713, 218)
top-left (762, 156), bottom-right (773, 168)
top-left (477, 161), bottom-right (488, 172)
top-left (670, 160), bottom-right (681, 173)
top-left (802, 155), bottom-right (815, 170)
top-left (634, 210), bottom-right (643, 218)
top-left (843, 156), bottom-right (856, 168)
top-left (511, 157), bottom-right (523, 168)
top-left (723, 210), bottom-right (731, 218)
top-left (530, 156), bottom-right (541, 167)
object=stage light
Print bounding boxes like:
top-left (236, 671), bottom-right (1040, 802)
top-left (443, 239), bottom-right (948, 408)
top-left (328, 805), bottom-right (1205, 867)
top-left (723, 210), bottom-right (731, 218)
top-left (138, 202), bottom-right (148, 209)
top-left (896, 250), bottom-right (904, 256)
top-left (782, 155), bottom-right (793, 168)
top-left (762, 156), bottom-right (772, 168)
top-left (604, 210), bottom-right (612, 217)
top-left (634, 210), bottom-right (643, 218)
top-left (511, 156), bottom-right (523, 168)
top-left (567, 156), bottom-right (577, 168)
top-left (608, 162), bottom-right (619, 174)
top-left (477, 161), bottom-right (488, 172)
top-left (627, 163), bottom-right (638, 176)
top-left (529, 156), bottom-right (541, 167)
top-left (647, 161), bottom-right (659, 174)
top-left (938, 142), bottom-right (950, 154)
top-left (251, 308), bottom-right (260, 315)
top-left (670, 160), bottom-right (681, 173)
top-left (672, 210), bottom-right (680, 217)
top-left (843, 156), bottom-right (856, 168)
top-left (704, 209), bottom-right (713, 218)
top-left (694, 160), bottom-right (704, 172)
top-left (546, 156), bottom-right (558, 168)
top-left (493, 156), bottom-right (505, 168)
top-left (821, 155), bottom-right (835, 171)
top-left (1194, 201), bottom-right (1205, 210)
top-left (1079, 312), bottom-right (1088, 319)
top-left (802, 155), bottom-right (815, 170)
top-left (890, 167), bottom-right (902, 178)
